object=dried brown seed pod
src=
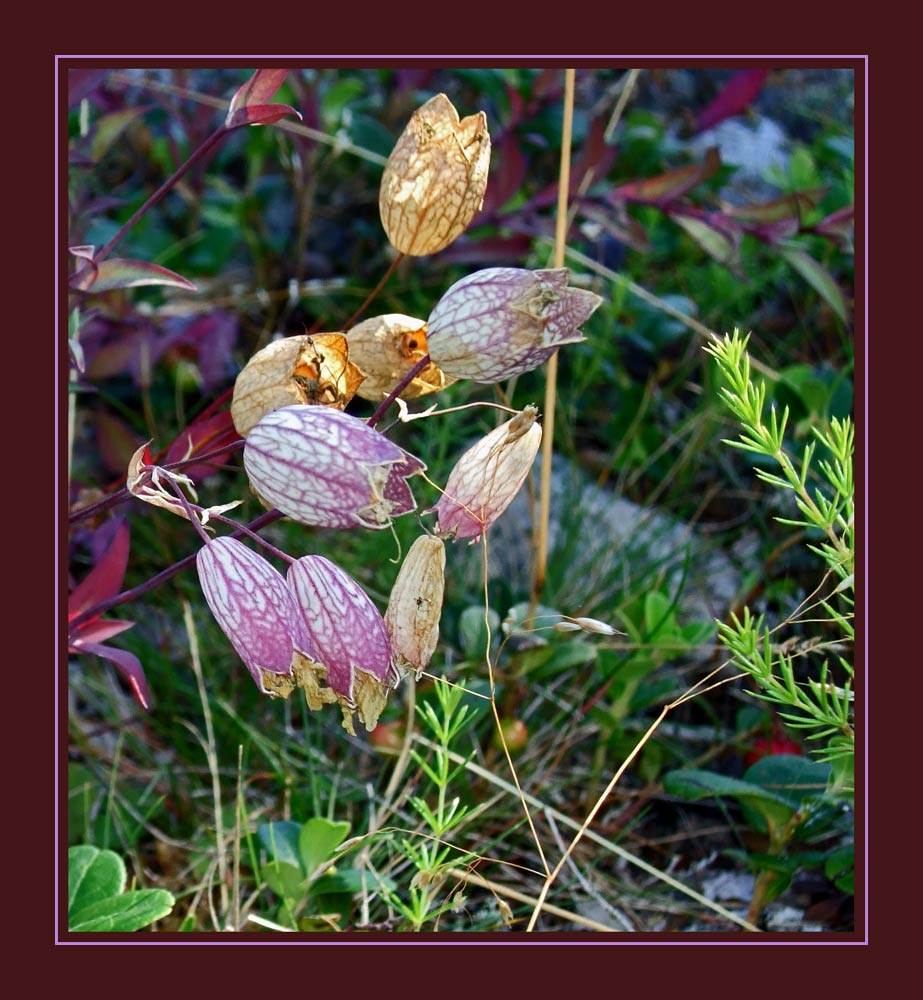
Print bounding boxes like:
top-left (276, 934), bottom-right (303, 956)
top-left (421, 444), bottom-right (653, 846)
top-left (384, 534), bottom-right (446, 679)
top-left (346, 314), bottom-right (456, 401)
top-left (379, 93), bottom-right (491, 256)
top-left (230, 333), bottom-right (365, 436)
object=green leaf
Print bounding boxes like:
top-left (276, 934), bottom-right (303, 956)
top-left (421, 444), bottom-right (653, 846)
top-left (321, 78), bottom-right (366, 125)
top-left (663, 767), bottom-right (798, 833)
top-left (312, 869), bottom-right (368, 896)
top-left (262, 860), bottom-right (307, 902)
top-left (69, 846), bottom-right (125, 915)
top-left (299, 818), bottom-right (351, 878)
top-left (825, 842), bottom-right (855, 894)
top-left (69, 889), bottom-right (175, 932)
top-left (775, 243), bottom-right (848, 324)
top-left (90, 108), bottom-right (148, 163)
top-left (743, 754), bottom-right (832, 810)
top-left (258, 820), bottom-right (304, 871)
top-left (672, 213), bottom-right (739, 267)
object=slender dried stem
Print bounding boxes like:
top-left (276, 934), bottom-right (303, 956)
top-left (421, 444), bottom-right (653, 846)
top-left (532, 67), bottom-right (576, 602)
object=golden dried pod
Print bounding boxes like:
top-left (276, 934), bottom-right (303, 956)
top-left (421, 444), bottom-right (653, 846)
top-left (379, 93), bottom-right (491, 256)
top-left (384, 534), bottom-right (446, 679)
top-left (346, 314), bottom-right (456, 401)
top-left (230, 333), bottom-right (366, 436)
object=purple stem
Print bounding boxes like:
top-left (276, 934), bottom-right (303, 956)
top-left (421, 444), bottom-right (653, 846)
top-left (366, 353), bottom-right (432, 429)
top-left (70, 123), bottom-right (231, 284)
top-left (68, 507), bottom-right (285, 631)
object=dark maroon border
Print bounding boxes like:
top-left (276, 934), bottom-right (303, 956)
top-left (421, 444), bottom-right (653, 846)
top-left (44, 40), bottom-right (885, 985)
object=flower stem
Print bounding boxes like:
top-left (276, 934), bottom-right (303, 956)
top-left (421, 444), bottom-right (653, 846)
top-left (72, 124), bottom-right (231, 282)
top-left (532, 67), bottom-right (576, 603)
top-left (342, 252), bottom-right (404, 332)
top-left (366, 353), bottom-right (432, 428)
top-left (68, 508), bottom-right (285, 630)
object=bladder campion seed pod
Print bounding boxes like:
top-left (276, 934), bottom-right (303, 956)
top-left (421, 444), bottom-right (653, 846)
top-left (243, 405), bottom-right (426, 529)
top-left (379, 93), bottom-right (491, 256)
top-left (196, 536), bottom-right (316, 695)
top-left (346, 314), bottom-right (455, 401)
top-left (231, 333), bottom-right (365, 436)
top-left (287, 555), bottom-right (396, 734)
top-left (426, 267), bottom-right (603, 382)
top-left (384, 534), bottom-right (446, 679)
top-left (430, 405), bottom-right (543, 543)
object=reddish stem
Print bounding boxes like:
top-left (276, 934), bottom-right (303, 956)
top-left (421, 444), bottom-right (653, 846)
top-left (366, 353), bottom-right (432, 429)
top-left (68, 507), bottom-right (285, 632)
top-left (70, 124), bottom-right (230, 285)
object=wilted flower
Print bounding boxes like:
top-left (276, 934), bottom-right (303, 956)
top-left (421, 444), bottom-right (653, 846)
top-left (430, 405), bottom-right (542, 543)
top-left (287, 555), bottom-right (396, 733)
top-left (243, 405), bottom-right (425, 529)
top-left (346, 314), bottom-right (455, 401)
top-left (231, 333), bottom-right (365, 436)
top-left (384, 534), bottom-right (446, 678)
top-left (196, 536), bottom-right (315, 694)
top-left (379, 93), bottom-right (490, 256)
top-left (426, 268), bottom-right (603, 382)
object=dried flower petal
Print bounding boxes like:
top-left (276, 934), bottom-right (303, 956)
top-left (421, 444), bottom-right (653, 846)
top-left (287, 555), bottom-right (395, 733)
top-left (427, 268), bottom-right (603, 382)
top-left (346, 314), bottom-right (455, 401)
top-left (196, 537), bottom-right (315, 694)
top-left (243, 405), bottom-right (425, 529)
top-left (430, 405), bottom-right (542, 543)
top-left (380, 93), bottom-right (491, 256)
top-left (231, 333), bottom-right (366, 437)
top-left (385, 534), bottom-right (446, 678)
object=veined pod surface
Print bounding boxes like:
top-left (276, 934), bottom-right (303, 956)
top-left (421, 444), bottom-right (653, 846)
top-left (426, 268), bottom-right (602, 383)
top-left (379, 93), bottom-right (490, 257)
top-left (431, 406), bottom-right (542, 543)
top-left (385, 534), bottom-right (446, 678)
top-left (231, 333), bottom-right (365, 436)
top-left (287, 555), bottom-right (395, 733)
top-left (243, 405), bottom-right (425, 529)
top-left (196, 536), bottom-right (315, 694)
top-left (346, 314), bottom-right (454, 401)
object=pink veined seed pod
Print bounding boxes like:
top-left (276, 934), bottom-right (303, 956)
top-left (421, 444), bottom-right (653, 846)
top-left (286, 555), bottom-right (393, 701)
top-left (196, 536), bottom-right (316, 694)
top-left (430, 405), bottom-right (543, 543)
top-left (243, 405), bottom-right (426, 530)
top-left (426, 267), bottom-right (603, 383)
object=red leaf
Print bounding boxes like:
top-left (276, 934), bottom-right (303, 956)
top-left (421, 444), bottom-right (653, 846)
top-left (227, 69), bottom-right (289, 117)
top-left (812, 204), bottom-right (854, 249)
top-left (226, 103), bottom-right (301, 129)
top-left (570, 116), bottom-right (618, 192)
top-left (74, 641), bottom-right (152, 710)
top-left (68, 69), bottom-right (109, 107)
top-left (695, 69), bottom-right (771, 132)
top-left (162, 410), bottom-right (242, 483)
top-left (68, 519), bottom-right (130, 620)
top-left (611, 147), bottom-right (721, 206)
top-left (225, 70), bottom-right (301, 129)
top-left (70, 258), bottom-right (197, 293)
top-left (72, 619), bottom-right (135, 645)
top-left (725, 189), bottom-right (827, 226)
